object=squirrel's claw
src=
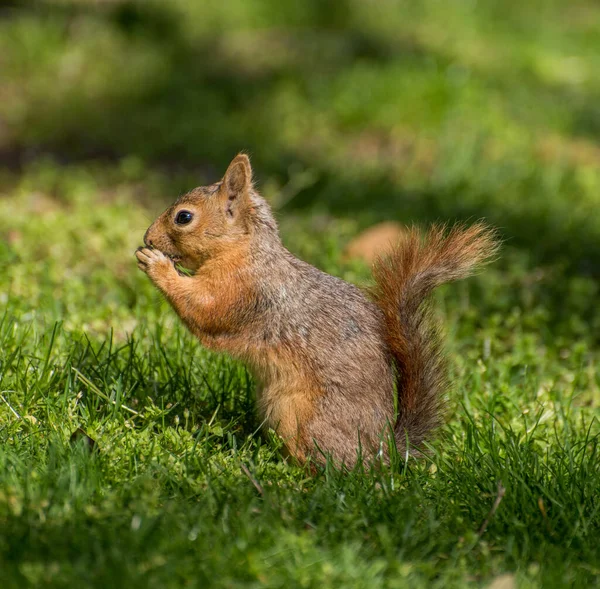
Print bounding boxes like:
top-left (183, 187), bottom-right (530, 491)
top-left (135, 247), bottom-right (173, 278)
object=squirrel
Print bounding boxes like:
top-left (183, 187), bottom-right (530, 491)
top-left (136, 154), bottom-right (499, 467)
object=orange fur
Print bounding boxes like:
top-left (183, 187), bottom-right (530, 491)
top-left (370, 223), bottom-right (500, 448)
top-left (136, 155), bottom-right (500, 467)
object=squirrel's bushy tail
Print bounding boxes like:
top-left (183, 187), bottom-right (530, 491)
top-left (370, 222), bottom-right (499, 452)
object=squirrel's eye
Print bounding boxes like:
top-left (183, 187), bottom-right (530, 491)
top-left (175, 210), bottom-right (193, 225)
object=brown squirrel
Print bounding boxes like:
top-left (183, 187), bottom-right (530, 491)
top-left (136, 154), bottom-right (499, 467)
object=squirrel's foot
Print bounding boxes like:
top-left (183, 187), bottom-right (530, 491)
top-left (135, 246), bottom-right (175, 284)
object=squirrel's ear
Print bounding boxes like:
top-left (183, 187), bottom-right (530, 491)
top-left (221, 154), bottom-right (252, 219)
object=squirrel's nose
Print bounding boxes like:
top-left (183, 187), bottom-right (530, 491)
top-left (143, 228), bottom-right (153, 247)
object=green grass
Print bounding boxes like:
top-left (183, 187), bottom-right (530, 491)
top-left (1, 1), bottom-right (600, 587)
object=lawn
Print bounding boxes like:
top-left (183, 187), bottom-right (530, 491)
top-left (1, 1), bottom-right (599, 587)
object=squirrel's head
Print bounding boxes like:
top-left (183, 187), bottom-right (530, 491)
top-left (143, 154), bottom-right (278, 271)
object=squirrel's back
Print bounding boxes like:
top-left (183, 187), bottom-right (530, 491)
top-left (247, 248), bottom-right (396, 464)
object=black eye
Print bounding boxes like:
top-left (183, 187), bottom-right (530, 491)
top-left (175, 210), bottom-right (193, 225)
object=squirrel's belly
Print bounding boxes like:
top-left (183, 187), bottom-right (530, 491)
top-left (259, 380), bottom-right (316, 429)
top-left (253, 369), bottom-right (321, 461)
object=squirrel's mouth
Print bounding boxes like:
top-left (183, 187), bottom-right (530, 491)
top-left (165, 252), bottom-right (182, 263)
top-left (152, 247), bottom-right (181, 263)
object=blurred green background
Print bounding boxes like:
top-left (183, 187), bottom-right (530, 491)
top-left (3, 0), bottom-right (600, 268)
top-left (3, 0), bottom-right (600, 337)
top-left (1, 1), bottom-right (600, 587)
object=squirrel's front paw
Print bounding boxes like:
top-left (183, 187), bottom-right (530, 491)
top-left (135, 247), bottom-right (174, 283)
